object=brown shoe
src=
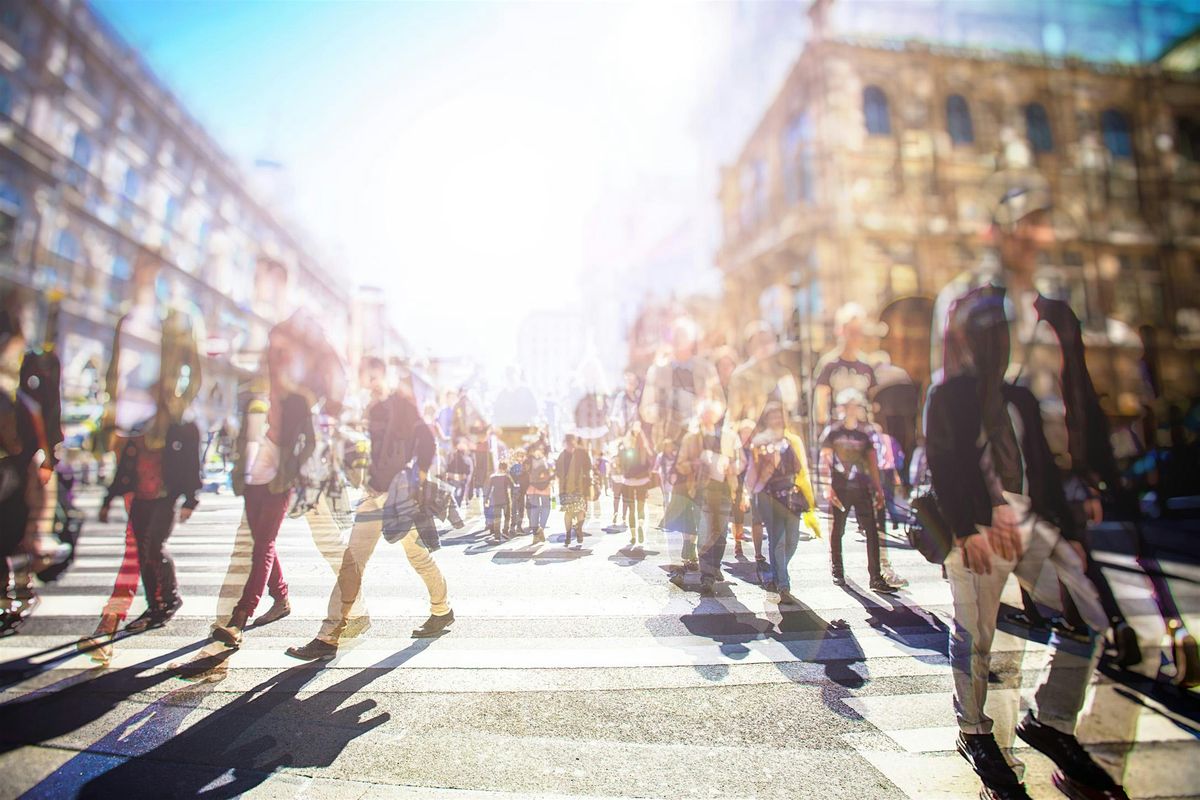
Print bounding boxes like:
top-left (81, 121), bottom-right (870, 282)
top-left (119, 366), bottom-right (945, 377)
top-left (252, 599), bottom-right (291, 627)
top-left (212, 610), bottom-right (249, 647)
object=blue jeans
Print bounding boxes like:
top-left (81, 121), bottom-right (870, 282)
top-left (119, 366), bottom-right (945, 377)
top-left (758, 493), bottom-right (800, 591)
top-left (526, 494), bottom-right (551, 529)
top-left (698, 482), bottom-right (733, 580)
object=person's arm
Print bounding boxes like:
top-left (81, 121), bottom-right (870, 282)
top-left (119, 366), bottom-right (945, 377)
top-left (819, 444), bottom-right (841, 510)
top-left (865, 441), bottom-right (885, 510)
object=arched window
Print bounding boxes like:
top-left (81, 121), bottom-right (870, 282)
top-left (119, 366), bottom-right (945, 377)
top-left (1100, 109), bottom-right (1133, 159)
top-left (1024, 102), bottom-right (1054, 153)
top-left (946, 94), bottom-right (974, 145)
top-left (863, 85), bottom-right (891, 136)
top-left (0, 75), bottom-right (12, 117)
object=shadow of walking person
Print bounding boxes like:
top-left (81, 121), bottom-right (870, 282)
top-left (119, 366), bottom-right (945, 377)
top-left (840, 583), bottom-right (949, 661)
top-left (0, 639), bottom-right (212, 755)
top-left (73, 639), bottom-right (435, 799)
top-left (769, 597), bottom-right (869, 718)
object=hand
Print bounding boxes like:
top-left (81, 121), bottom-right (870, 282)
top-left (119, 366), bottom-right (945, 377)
top-left (989, 504), bottom-right (1023, 559)
top-left (962, 532), bottom-right (995, 575)
top-left (179, 507), bottom-right (193, 523)
top-left (98, 505), bottom-right (110, 524)
top-left (1068, 539), bottom-right (1087, 569)
top-left (873, 490), bottom-right (885, 511)
top-left (1083, 497), bottom-right (1103, 526)
top-left (825, 488), bottom-right (844, 512)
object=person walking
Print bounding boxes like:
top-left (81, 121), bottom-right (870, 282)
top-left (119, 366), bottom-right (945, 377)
top-left (211, 330), bottom-right (346, 648)
top-left (616, 427), bottom-right (654, 546)
top-left (285, 363), bottom-right (452, 662)
top-left (746, 402), bottom-right (818, 606)
top-left (525, 443), bottom-right (554, 544)
top-left (820, 388), bottom-right (898, 594)
top-left (928, 291), bottom-right (1127, 800)
top-left (555, 434), bottom-right (592, 546)
top-left (676, 401), bottom-right (743, 597)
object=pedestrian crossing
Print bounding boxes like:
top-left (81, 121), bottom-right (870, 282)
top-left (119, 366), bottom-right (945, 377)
top-left (0, 489), bottom-right (1196, 799)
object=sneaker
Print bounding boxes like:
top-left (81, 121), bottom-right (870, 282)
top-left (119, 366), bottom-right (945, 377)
top-left (285, 637), bottom-right (337, 661)
top-left (699, 578), bottom-right (716, 597)
top-left (831, 573), bottom-right (846, 587)
top-left (683, 559), bottom-right (698, 573)
top-left (956, 732), bottom-right (1025, 795)
top-left (869, 579), bottom-right (900, 595)
top-left (1015, 713), bottom-right (1122, 795)
top-left (881, 567), bottom-right (909, 588)
top-left (252, 599), bottom-right (292, 627)
top-left (1110, 619), bottom-right (1141, 668)
top-left (413, 610), bottom-right (454, 638)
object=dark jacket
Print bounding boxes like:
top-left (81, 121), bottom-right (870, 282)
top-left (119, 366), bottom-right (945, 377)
top-left (555, 447), bottom-right (592, 497)
top-left (368, 393), bottom-right (435, 493)
top-left (103, 421), bottom-right (203, 510)
top-left (925, 376), bottom-right (1077, 543)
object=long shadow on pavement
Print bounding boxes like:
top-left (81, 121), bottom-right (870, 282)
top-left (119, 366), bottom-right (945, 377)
top-left (63, 639), bottom-right (436, 799)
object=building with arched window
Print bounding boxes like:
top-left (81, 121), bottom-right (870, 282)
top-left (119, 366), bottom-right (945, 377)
top-left (862, 85), bottom-right (890, 135)
top-left (717, 5), bottom-right (1200, 422)
top-left (946, 94), bottom-right (974, 145)
top-left (0, 0), bottom-right (358, 427)
top-left (1024, 102), bottom-right (1054, 153)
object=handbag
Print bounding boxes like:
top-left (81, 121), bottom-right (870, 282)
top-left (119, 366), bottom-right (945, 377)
top-left (905, 487), bottom-right (953, 564)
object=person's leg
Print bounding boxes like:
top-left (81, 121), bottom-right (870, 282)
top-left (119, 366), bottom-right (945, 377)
top-left (779, 509), bottom-right (801, 592)
top-left (317, 491), bottom-right (385, 645)
top-left (698, 487), bottom-right (730, 583)
top-left (101, 496), bottom-right (141, 622)
top-left (148, 498), bottom-right (180, 611)
top-left (852, 491), bottom-right (883, 584)
top-left (635, 486), bottom-right (647, 540)
top-left (399, 526), bottom-right (450, 617)
top-left (829, 498), bottom-right (849, 581)
top-left (233, 484), bottom-right (291, 619)
top-left (945, 543), bottom-right (1012, 735)
top-left (130, 499), bottom-right (161, 610)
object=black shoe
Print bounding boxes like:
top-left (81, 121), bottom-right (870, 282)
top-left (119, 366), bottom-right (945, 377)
top-left (1015, 713), bottom-right (1121, 794)
top-left (1005, 610), bottom-right (1051, 630)
top-left (778, 589), bottom-right (802, 606)
top-left (980, 785), bottom-right (1033, 800)
top-left (285, 637), bottom-right (337, 661)
top-left (1050, 617), bottom-right (1092, 644)
top-left (869, 579), bottom-right (900, 595)
top-left (684, 559), bottom-right (698, 573)
top-left (699, 578), bottom-right (715, 597)
top-left (1110, 620), bottom-right (1141, 668)
top-left (153, 597), bottom-right (183, 625)
top-left (413, 610), bottom-right (454, 638)
top-left (956, 732), bottom-right (1024, 795)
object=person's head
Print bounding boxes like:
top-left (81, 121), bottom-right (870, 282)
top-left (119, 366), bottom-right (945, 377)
top-left (670, 317), bottom-right (700, 361)
top-left (988, 172), bottom-right (1054, 282)
top-left (834, 302), bottom-right (869, 353)
top-left (758, 400), bottom-right (787, 434)
top-left (359, 356), bottom-right (388, 400)
top-left (742, 320), bottom-right (777, 361)
top-left (563, 433), bottom-right (576, 450)
top-left (623, 370), bottom-right (640, 396)
top-left (531, 442), bottom-right (545, 459)
top-left (713, 346), bottom-right (738, 387)
top-left (697, 399), bottom-right (725, 430)
top-left (835, 387), bottom-right (868, 426)
top-left (661, 438), bottom-right (677, 456)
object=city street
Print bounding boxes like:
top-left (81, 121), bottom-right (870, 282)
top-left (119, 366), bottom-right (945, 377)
top-left (0, 488), bottom-right (1196, 799)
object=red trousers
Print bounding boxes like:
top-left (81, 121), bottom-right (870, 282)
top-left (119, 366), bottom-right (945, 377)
top-left (233, 484), bottom-right (291, 618)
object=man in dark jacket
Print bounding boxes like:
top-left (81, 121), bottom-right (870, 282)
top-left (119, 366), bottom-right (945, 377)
top-left (287, 360), bottom-right (452, 661)
top-left (929, 292), bottom-right (1126, 800)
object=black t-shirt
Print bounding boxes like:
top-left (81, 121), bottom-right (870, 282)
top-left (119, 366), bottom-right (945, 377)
top-left (815, 357), bottom-right (876, 401)
top-left (821, 423), bottom-right (875, 489)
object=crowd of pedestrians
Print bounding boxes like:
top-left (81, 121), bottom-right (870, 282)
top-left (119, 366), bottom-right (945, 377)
top-left (3, 168), bottom-right (1199, 800)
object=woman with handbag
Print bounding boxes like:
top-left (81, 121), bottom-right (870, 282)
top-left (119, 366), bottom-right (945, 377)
top-left (746, 401), bottom-right (818, 606)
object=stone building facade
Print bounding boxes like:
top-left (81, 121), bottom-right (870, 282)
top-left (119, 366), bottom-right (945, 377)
top-left (0, 0), bottom-right (351, 429)
top-left (716, 8), bottom-right (1200, 430)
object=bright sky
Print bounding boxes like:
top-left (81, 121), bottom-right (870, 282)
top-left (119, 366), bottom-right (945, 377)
top-left (92, 1), bottom-right (733, 369)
